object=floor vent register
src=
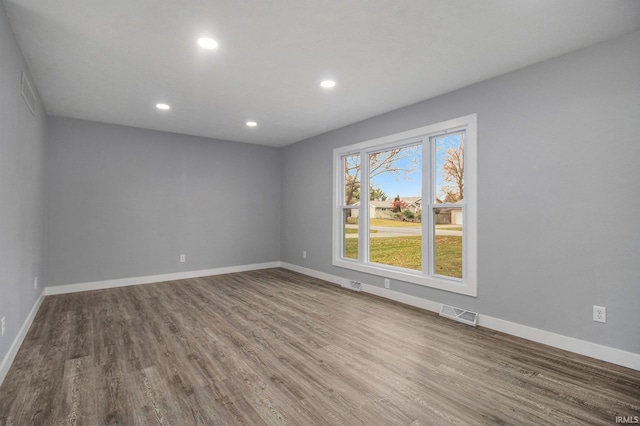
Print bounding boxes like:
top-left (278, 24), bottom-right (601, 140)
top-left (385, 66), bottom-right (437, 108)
top-left (440, 304), bottom-right (478, 326)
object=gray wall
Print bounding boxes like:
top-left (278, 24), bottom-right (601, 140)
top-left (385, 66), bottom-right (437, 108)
top-left (46, 118), bottom-right (281, 286)
top-left (2, 0), bottom-right (637, 368)
top-left (0, 2), bottom-right (47, 362)
top-left (281, 30), bottom-right (640, 354)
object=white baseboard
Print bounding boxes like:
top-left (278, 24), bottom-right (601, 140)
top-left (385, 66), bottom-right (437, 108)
top-left (478, 315), bottom-right (640, 371)
top-left (2, 262), bottom-right (281, 387)
top-left (280, 262), bottom-right (341, 286)
top-left (279, 263), bottom-right (640, 371)
top-left (0, 290), bottom-right (45, 387)
top-left (362, 283), bottom-right (442, 313)
top-left (44, 261), bottom-right (281, 296)
top-left (9, 262), bottom-right (637, 379)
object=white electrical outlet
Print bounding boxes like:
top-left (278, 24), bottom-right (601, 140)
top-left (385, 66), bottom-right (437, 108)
top-left (34, 276), bottom-right (38, 289)
top-left (593, 305), bottom-right (606, 323)
top-left (180, 254), bottom-right (186, 263)
top-left (384, 278), bottom-right (390, 289)
top-left (1, 317), bottom-right (5, 337)
top-left (303, 251), bottom-right (307, 259)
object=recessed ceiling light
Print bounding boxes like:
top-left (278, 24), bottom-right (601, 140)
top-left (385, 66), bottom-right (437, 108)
top-left (156, 103), bottom-right (170, 110)
top-left (320, 80), bottom-right (336, 88)
top-left (197, 37), bottom-right (218, 49)
top-left (246, 121), bottom-right (257, 127)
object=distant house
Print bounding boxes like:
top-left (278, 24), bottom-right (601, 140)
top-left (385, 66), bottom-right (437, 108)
top-left (352, 197), bottom-right (421, 219)
top-left (351, 200), bottom-right (392, 218)
top-left (370, 200), bottom-right (393, 218)
top-left (434, 207), bottom-right (463, 225)
top-left (451, 209), bottom-right (463, 225)
top-left (434, 196), bottom-right (463, 225)
top-left (403, 197), bottom-right (422, 214)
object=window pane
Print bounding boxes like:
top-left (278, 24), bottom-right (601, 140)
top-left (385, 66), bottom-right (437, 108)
top-left (434, 133), bottom-right (464, 203)
top-left (433, 207), bottom-right (463, 278)
top-left (343, 208), bottom-right (358, 260)
top-left (344, 155), bottom-right (360, 206)
top-left (368, 145), bottom-right (422, 271)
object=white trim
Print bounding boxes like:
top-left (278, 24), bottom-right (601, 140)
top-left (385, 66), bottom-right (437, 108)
top-left (280, 262), bottom-right (445, 313)
top-left (478, 315), bottom-right (640, 371)
top-left (332, 259), bottom-right (476, 296)
top-left (278, 264), bottom-right (640, 371)
top-left (332, 113), bottom-right (477, 297)
top-left (0, 290), bottom-right (45, 387)
top-left (5, 262), bottom-right (637, 391)
top-left (1, 263), bottom-right (279, 386)
top-left (334, 116), bottom-right (472, 154)
top-left (280, 262), bottom-right (342, 286)
top-left (362, 283), bottom-right (442, 313)
top-left (44, 262), bottom-right (281, 295)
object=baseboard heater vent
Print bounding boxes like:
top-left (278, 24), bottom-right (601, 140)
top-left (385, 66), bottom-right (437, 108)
top-left (341, 279), bottom-right (362, 292)
top-left (440, 304), bottom-right (478, 326)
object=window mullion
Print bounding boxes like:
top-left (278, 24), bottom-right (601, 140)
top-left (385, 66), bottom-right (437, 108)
top-left (462, 204), bottom-right (466, 280)
top-left (360, 151), bottom-right (369, 264)
top-left (332, 113), bottom-right (477, 297)
top-left (423, 139), bottom-right (432, 276)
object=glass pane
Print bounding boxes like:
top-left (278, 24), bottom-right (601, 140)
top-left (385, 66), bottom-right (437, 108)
top-left (434, 132), bottom-right (464, 203)
top-left (344, 155), bottom-right (360, 206)
top-left (433, 207), bottom-right (463, 279)
top-left (368, 145), bottom-right (422, 271)
top-left (343, 208), bottom-right (358, 260)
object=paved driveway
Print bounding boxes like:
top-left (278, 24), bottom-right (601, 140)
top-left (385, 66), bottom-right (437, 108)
top-left (345, 224), bottom-right (462, 238)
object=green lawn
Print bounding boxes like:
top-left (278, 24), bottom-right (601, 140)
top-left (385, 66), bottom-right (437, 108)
top-left (369, 218), bottom-right (421, 228)
top-left (433, 236), bottom-right (463, 278)
top-left (345, 236), bottom-right (462, 278)
top-left (346, 217), bottom-right (421, 228)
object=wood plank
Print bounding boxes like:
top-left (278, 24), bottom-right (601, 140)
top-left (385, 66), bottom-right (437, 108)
top-left (0, 268), bottom-right (638, 425)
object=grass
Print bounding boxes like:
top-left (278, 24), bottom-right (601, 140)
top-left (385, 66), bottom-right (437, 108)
top-left (370, 218), bottom-right (421, 228)
top-left (433, 236), bottom-right (463, 278)
top-left (344, 236), bottom-right (462, 278)
top-left (369, 236), bottom-right (422, 270)
top-left (346, 217), bottom-right (421, 228)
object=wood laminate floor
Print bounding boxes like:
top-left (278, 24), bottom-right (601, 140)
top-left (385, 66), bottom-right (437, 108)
top-left (0, 268), bottom-right (638, 425)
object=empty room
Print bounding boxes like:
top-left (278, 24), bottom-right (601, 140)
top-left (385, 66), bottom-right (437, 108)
top-left (1, 0), bottom-right (639, 424)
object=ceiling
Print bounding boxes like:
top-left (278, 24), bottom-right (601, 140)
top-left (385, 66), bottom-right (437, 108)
top-left (4, 0), bottom-right (640, 147)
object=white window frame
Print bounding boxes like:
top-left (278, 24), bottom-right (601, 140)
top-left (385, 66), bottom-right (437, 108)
top-left (332, 114), bottom-right (477, 297)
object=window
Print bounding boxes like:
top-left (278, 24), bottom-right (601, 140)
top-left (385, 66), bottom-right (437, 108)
top-left (333, 114), bottom-right (477, 296)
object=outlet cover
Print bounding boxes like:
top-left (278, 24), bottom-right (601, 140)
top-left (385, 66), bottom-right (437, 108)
top-left (1, 317), bottom-right (5, 337)
top-left (593, 305), bottom-right (606, 323)
top-left (180, 254), bottom-right (186, 263)
top-left (34, 276), bottom-right (38, 289)
top-left (384, 279), bottom-right (390, 289)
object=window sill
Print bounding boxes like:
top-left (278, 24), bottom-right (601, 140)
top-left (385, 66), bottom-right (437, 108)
top-left (333, 258), bottom-right (477, 297)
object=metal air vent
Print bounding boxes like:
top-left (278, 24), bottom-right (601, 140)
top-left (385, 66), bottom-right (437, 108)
top-left (440, 304), bottom-right (478, 326)
top-left (341, 279), bottom-right (362, 292)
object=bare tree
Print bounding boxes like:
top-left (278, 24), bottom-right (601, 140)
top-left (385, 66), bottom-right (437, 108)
top-left (441, 145), bottom-right (464, 202)
top-left (344, 155), bottom-right (361, 205)
top-left (344, 147), bottom-right (419, 205)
